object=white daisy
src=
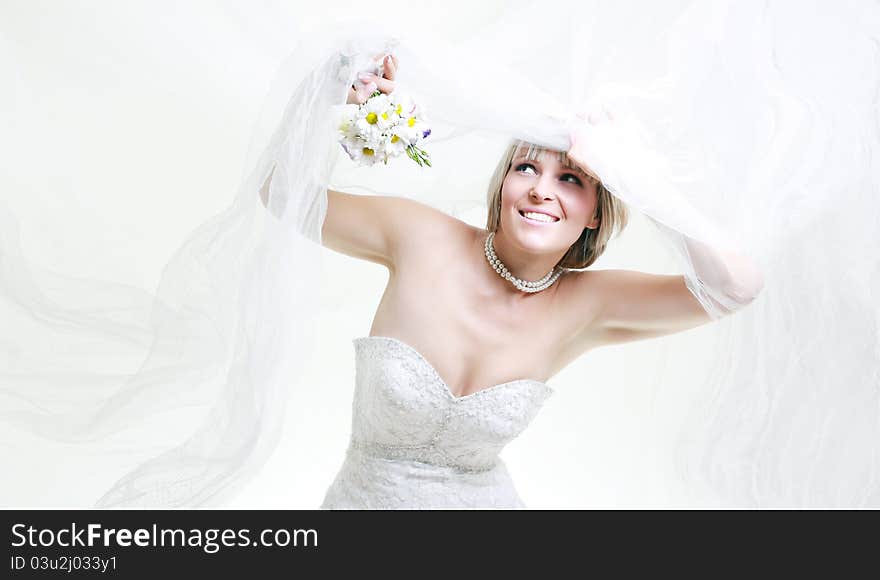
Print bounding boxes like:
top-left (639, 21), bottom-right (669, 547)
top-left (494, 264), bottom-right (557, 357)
top-left (337, 90), bottom-right (432, 167)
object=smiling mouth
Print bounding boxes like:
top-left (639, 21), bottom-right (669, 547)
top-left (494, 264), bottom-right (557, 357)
top-left (518, 210), bottom-right (560, 224)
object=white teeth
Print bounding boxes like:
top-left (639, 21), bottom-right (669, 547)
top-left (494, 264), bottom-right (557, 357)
top-left (521, 211), bottom-right (558, 223)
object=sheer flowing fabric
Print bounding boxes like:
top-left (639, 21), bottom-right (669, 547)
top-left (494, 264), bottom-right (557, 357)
top-left (2, 0), bottom-right (878, 507)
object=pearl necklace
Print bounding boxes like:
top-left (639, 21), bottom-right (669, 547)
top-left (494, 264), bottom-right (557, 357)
top-left (483, 231), bottom-right (564, 293)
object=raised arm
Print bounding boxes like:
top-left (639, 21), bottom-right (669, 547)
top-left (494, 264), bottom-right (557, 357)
top-left (259, 52), bottom-right (399, 210)
top-left (321, 189), bottom-right (452, 270)
top-left (257, 50), bottom-right (456, 270)
top-left (566, 108), bottom-right (765, 347)
top-left (583, 238), bottom-right (764, 347)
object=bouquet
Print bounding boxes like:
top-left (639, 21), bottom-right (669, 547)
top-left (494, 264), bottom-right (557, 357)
top-left (338, 90), bottom-right (432, 167)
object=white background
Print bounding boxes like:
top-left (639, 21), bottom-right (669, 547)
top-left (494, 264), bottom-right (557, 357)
top-left (2, 0), bottom-right (721, 508)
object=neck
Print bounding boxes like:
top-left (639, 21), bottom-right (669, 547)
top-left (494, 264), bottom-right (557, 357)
top-left (486, 229), bottom-right (567, 285)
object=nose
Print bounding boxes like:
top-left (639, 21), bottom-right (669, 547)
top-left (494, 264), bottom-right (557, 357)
top-left (529, 171), bottom-right (559, 201)
top-left (529, 182), bottom-right (556, 201)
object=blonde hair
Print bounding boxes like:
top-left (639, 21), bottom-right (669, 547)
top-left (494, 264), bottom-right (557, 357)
top-left (485, 140), bottom-right (629, 270)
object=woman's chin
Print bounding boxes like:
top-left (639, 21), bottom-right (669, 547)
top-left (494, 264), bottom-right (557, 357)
top-left (504, 229), bottom-right (560, 255)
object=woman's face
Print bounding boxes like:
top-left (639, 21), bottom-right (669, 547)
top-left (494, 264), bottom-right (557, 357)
top-left (499, 146), bottom-right (599, 254)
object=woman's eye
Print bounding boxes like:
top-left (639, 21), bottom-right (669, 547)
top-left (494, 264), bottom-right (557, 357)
top-left (515, 163), bottom-right (537, 174)
top-left (561, 173), bottom-right (583, 185)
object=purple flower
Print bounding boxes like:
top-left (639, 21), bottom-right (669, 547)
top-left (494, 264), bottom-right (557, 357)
top-left (422, 129), bottom-right (431, 139)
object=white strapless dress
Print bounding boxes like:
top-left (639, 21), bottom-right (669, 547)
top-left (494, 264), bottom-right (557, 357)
top-left (321, 336), bottom-right (554, 509)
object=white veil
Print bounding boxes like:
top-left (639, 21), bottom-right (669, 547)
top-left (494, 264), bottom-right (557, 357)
top-left (2, 0), bottom-right (878, 507)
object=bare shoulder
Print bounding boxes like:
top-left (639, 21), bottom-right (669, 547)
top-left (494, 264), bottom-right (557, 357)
top-left (554, 267), bottom-right (608, 338)
top-left (386, 198), bottom-right (474, 268)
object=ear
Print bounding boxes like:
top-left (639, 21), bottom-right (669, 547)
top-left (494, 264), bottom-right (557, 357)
top-left (586, 217), bottom-right (600, 230)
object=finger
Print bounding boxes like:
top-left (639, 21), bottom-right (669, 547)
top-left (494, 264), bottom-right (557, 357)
top-left (348, 75), bottom-right (377, 103)
top-left (357, 80), bottom-right (378, 101)
top-left (374, 74), bottom-right (395, 94)
top-left (382, 54), bottom-right (397, 81)
top-left (359, 73), bottom-right (395, 95)
top-left (347, 82), bottom-right (370, 105)
top-left (369, 52), bottom-right (389, 76)
top-left (357, 71), bottom-right (379, 88)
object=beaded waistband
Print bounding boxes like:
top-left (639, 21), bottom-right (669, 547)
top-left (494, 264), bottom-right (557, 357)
top-left (347, 439), bottom-right (498, 474)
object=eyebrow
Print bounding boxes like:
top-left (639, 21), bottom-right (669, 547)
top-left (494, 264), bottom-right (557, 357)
top-left (512, 152), bottom-right (591, 178)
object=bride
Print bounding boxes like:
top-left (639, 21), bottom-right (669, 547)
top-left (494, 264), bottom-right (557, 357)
top-left (2, 1), bottom-right (877, 509)
top-left (297, 54), bottom-right (763, 508)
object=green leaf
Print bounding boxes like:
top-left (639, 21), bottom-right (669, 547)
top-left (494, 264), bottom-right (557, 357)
top-left (405, 144), bottom-right (430, 168)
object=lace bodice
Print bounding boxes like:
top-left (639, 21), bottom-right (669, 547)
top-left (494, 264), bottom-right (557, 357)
top-left (320, 336), bottom-right (554, 509)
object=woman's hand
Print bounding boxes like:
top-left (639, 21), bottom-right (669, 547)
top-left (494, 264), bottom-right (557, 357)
top-left (566, 105), bottom-right (614, 184)
top-left (347, 54), bottom-right (398, 105)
